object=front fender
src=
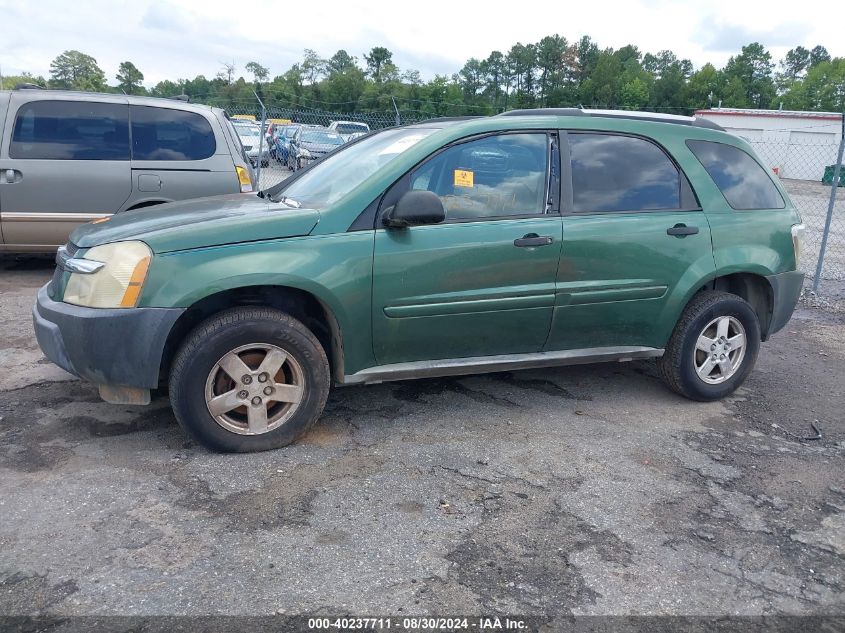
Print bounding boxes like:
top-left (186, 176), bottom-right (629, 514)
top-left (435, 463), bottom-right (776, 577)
top-left (140, 232), bottom-right (376, 374)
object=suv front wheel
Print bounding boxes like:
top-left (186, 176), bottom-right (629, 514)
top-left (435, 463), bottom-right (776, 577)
top-left (658, 291), bottom-right (761, 401)
top-left (169, 307), bottom-right (330, 452)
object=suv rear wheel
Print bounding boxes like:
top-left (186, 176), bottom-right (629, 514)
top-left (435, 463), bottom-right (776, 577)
top-left (169, 307), bottom-right (330, 452)
top-left (658, 291), bottom-right (761, 401)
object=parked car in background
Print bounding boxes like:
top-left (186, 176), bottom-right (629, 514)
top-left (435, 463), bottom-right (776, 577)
top-left (273, 124), bottom-right (301, 164)
top-left (234, 125), bottom-right (270, 167)
top-left (34, 109), bottom-right (805, 453)
top-left (0, 87), bottom-right (254, 253)
top-left (287, 127), bottom-right (344, 171)
top-left (328, 120), bottom-right (370, 141)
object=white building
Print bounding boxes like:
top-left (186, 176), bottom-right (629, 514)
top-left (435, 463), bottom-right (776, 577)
top-left (694, 108), bottom-right (843, 181)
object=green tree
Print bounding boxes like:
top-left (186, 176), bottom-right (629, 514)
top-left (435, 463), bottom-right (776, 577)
top-left (719, 75), bottom-right (749, 107)
top-left (809, 45), bottom-right (831, 68)
top-left (0, 71), bottom-right (47, 90)
top-left (581, 49), bottom-right (621, 106)
top-left (536, 35), bottom-right (568, 106)
top-left (326, 50), bottom-right (358, 75)
top-left (245, 61), bottom-right (269, 83)
top-left (49, 50), bottom-right (106, 90)
top-left (722, 42), bottom-right (775, 107)
top-left (116, 61), bottom-right (144, 94)
top-left (620, 77), bottom-right (649, 109)
top-left (364, 47), bottom-right (393, 83)
top-left (801, 58), bottom-right (845, 111)
top-left (684, 63), bottom-right (719, 109)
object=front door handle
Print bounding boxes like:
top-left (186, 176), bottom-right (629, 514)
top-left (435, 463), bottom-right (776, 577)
top-left (666, 224), bottom-right (699, 237)
top-left (514, 233), bottom-right (554, 247)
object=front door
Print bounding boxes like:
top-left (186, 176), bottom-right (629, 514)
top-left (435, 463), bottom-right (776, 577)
top-left (548, 131), bottom-right (715, 351)
top-left (0, 97), bottom-right (131, 250)
top-left (372, 132), bottom-right (563, 365)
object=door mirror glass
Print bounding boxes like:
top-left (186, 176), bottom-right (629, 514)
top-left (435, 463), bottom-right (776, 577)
top-left (384, 190), bottom-right (446, 228)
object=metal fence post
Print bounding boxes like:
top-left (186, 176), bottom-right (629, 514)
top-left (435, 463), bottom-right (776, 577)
top-left (813, 113), bottom-right (845, 293)
top-left (253, 89), bottom-right (267, 191)
top-left (391, 96), bottom-right (400, 126)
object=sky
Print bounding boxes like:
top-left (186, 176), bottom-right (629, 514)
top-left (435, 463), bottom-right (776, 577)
top-left (0, 0), bottom-right (837, 87)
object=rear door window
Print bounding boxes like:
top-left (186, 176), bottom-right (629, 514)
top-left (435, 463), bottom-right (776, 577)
top-left (568, 133), bottom-right (683, 212)
top-left (686, 140), bottom-right (785, 210)
top-left (130, 106), bottom-right (216, 161)
top-left (10, 100), bottom-right (130, 160)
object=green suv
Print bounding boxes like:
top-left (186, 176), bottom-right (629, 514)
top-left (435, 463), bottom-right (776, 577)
top-left (33, 109), bottom-right (806, 452)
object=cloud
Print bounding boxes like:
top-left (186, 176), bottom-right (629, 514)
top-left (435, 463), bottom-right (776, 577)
top-left (696, 16), bottom-right (814, 53)
top-left (140, 2), bottom-right (192, 32)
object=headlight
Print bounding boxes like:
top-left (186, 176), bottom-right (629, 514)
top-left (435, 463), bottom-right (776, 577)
top-left (791, 223), bottom-right (806, 269)
top-left (64, 241), bottom-right (152, 308)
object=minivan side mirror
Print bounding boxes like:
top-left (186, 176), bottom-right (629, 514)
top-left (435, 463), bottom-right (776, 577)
top-left (383, 190), bottom-right (446, 228)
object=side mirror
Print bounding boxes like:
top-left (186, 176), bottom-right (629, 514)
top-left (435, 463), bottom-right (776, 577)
top-left (383, 190), bottom-right (446, 228)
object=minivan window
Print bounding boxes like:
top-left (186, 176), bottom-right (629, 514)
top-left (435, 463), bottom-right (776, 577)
top-left (410, 133), bottom-right (549, 220)
top-left (569, 133), bottom-right (681, 212)
top-left (10, 100), bottom-right (129, 160)
top-left (686, 140), bottom-right (785, 210)
top-left (131, 106), bottom-right (216, 161)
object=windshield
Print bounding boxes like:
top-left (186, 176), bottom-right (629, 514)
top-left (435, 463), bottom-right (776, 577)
top-left (302, 131), bottom-right (344, 145)
top-left (268, 127), bottom-right (438, 209)
top-left (335, 123), bottom-right (368, 134)
top-left (284, 127), bottom-right (298, 138)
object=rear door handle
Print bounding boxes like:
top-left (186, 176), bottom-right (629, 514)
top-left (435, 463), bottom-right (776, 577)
top-left (514, 233), bottom-right (554, 247)
top-left (666, 224), bottom-right (699, 236)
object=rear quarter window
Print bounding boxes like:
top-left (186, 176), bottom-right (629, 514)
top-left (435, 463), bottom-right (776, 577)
top-left (130, 106), bottom-right (216, 161)
top-left (686, 139), bottom-right (785, 210)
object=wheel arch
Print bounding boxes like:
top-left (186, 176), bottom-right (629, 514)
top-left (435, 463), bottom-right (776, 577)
top-left (159, 285), bottom-right (345, 387)
top-left (681, 271), bottom-right (775, 341)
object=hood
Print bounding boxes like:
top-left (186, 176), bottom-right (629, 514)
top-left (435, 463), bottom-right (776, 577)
top-left (70, 193), bottom-right (320, 253)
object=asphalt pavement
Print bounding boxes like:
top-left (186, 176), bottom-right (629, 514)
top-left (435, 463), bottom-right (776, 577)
top-left (0, 256), bottom-right (843, 620)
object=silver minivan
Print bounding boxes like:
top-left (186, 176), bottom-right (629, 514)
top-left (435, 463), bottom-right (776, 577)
top-left (0, 88), bottom-right (254, 253)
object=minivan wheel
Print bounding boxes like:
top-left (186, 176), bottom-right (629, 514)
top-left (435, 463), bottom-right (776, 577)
top-left (169, 307), bottom-right (330, 452)
top-left (658, 291), bottom-right (761, 401)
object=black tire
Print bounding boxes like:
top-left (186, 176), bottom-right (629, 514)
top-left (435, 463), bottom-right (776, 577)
top-left (658, 291), bottom-right (761, 401)
top-left (169, 307), bottom-right (330, 452)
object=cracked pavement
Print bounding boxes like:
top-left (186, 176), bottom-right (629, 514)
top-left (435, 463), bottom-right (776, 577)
top-left (1, 256), bottom-right (844, 618)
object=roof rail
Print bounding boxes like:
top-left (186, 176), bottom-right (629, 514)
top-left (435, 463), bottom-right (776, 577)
top-left (14, 83), bottom-right (44, 90)
top-left (499, 108), bottom-right (585, 117)
top-left (421, 116), bottom-right (484, 123)
top-left (168, 94), bottom-right (191, 102)
top-left (496, 107), bottom-right (725, 131)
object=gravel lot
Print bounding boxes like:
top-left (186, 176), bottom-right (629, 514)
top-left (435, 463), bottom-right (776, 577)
top-left (782, 178), bottom-right (845, 288)
top-left (1, 254), bottom-right (845, 620)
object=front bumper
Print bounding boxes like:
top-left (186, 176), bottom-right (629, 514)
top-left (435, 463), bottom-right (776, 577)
top-left (33, 283), bottom-right (184, 389)
top-left (764, 270), bottom-right (805, 340)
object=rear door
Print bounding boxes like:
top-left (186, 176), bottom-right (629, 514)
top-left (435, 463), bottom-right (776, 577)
top-left (547, 131), bottom-right (715, 351)
top-left (0, 96), bottom-right (131, 250)
top-left (372, 131), bottom-right (563, 364)
top-left (126, 105), bottom-right (238, 209)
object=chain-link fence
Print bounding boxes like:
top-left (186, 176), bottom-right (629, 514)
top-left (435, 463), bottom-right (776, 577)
top-left (747, 136), bottom-right (845, 291)
top-left (225, 102), bottom-right (429, 192)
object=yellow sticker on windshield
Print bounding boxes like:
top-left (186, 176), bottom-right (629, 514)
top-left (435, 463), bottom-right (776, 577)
top-left (454, 169), bottom-right (474, 187)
